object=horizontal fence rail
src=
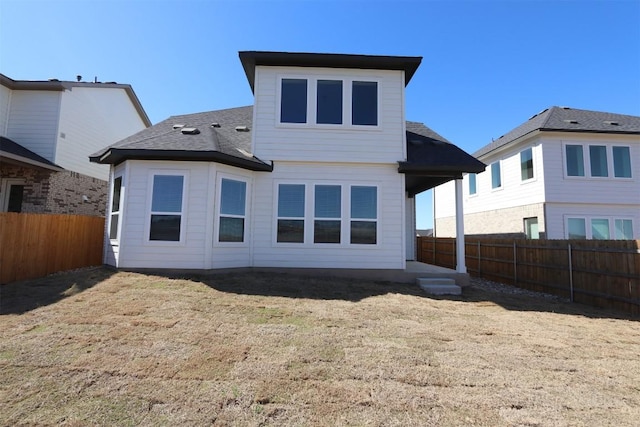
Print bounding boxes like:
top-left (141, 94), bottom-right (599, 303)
top-left (418, 237), bottom-right (640, 316)
top-left (0, 213), bottom-right (105, 284)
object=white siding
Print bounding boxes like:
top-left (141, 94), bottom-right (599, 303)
top-left (57, 87), bottom-right (147, 180)
top-left (5, 90), bottom-right (61, 162)
top-left (118, 160), bottom-right (211, 269)
top-left (251, 161), bottom-right (405, 270)
top-left (252, 66), bottom-right (406, 163)
top-left (0, 84), bottom-right (11, 135)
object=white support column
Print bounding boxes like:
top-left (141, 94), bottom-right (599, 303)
top-left (454, 178), bottom-right (466, 273)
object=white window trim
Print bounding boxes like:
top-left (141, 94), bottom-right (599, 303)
top-left (519, 147), bottom-right (536, 184)
top-left (490, 161), bottom-right (503, 191)
top-left (276, 74), bottom-right (382, 131)
top-left (145, 170), bottom-right (188, 246)
top-left (562, 142), bottom-right (634, 180)
top-left (214, 172), bottom-right (251, 247)
top-left (108, 174), bottom-right (124, 243)
top-left (564, 215), bottom-right (634, 240)
top-left (0, 178), bottom-right (26, 212)
top-left (272, 180), bottom-right (381, 248)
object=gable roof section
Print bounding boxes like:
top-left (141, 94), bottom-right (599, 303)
top-left (0, 136), bottom-right (64, 171)
top-left (0, 73), bottom-right (151, 127)
top-left (239, 51), bottom-right (422, 92)
top-left (474, 106), bottom-right (640, 158)
top-left (400, 122), bottom-right (486, 196)
top-left (90, 106), bottom-right (273, 171)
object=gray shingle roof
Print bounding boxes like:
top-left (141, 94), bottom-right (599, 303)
top-left (474, 106), bottom-right (640, 158)
top-left (90, 106), bottom-right (272, 171)
top-left (401, 121), bottom-right (486, 196)
top-left (1, 136), bottom-right (63, 171)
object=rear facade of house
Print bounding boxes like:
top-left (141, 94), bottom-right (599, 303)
top-left (434, 107), bottom-right (640, 240)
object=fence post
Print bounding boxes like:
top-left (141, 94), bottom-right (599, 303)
top-left (568, 243), bottom-right (574, 302)
top-left (513, 241), bottom-right (517, 285)
top-left (432, 237), bottom-right (436, 265)
top-left (477, 241), bottom-right (481, 277)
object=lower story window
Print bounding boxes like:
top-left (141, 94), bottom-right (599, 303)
top-left (614, 219), bottom-right (633, 240)
top-left (149, 174), bottom-right (184, 241)
top-left (567, 218), bottom-right (586, 239)
top-left (277, 184), bottom-right (305, 243)
top-left (314, 185), bottom-right (341, 243)
top-left (218, 178), bottom-right (247, 242)
top-left (524, 217), bottom-right (539, 239)
top-left (567, 216), bottom-right (634, 240)
top-left (350, 186), bottom-right (377, 244)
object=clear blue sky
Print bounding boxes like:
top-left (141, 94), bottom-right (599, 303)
top-left (2, 0), bottom-right (639, 228)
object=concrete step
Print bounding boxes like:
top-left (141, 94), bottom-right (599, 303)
top-left (417, 278), bottom-right (461, 295)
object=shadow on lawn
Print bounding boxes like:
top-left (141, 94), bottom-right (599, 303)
top-left (0, 267), bottom-right (115, 315)
top-left (183, 271), bottom-right (637, 321)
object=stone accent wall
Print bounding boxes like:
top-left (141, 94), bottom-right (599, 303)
top-left (435, 203), bottom-right (546, 238)
top-left (0, 164), bottom-right (107, 216)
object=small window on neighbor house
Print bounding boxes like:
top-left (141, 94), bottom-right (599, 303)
top-left (7, 184), bottom-right (24, 213)
top-left (566, 145), bottom-right (585, 176)
top-left (491, 162), bottom-right (502, 189)
top-left (614, 219), bottom-right (633, 240)
top-left (109, 176), bottom-right (122, 240)
top-left (589, 145), bottom-right (608, 177)
top-left (520, 148), bottom-right (534, 181)
top-left (219, 178), bottom-right (247, 242)
top-left (277, 184), bottom-right (305, 243)
top-left (468, 173), bottom-right (477, 195)
top-left (613, 146), bottom-right (632, 178)
top-left (350, 186), bottom-right (377, 244)
top-left (591, 218), bottom-right (610, 240)
top-left (280, 78), bottom-right (307, 124)
top-left (149, 175), bottom-right (184, 241)
top-left (352, 81), bottom-right (378, 126)
top-left (567, 218), bottom-right (586, 239)
top-left (524, 217), bottom-right (539, 239)
top-left (316, 80), bottom-right (343, 124)
top-left (314, 185), bottom-right (341, 243)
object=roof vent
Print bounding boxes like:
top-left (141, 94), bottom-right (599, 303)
top-left (173, 124), bottom-right (185, 129)
top-left (48, 78), bottom-right (60, 82)
top-left (604, 120), bottom-right (619, 126)
top-left (563, 119), bottom-right (578, 124)
top-left (561, 106), bottom-right (571, 110)
top-left (235, 126), bottom-right (250, 132)
top-left (211, 123), bottom-right (221, 128)
top-left (181, 127), bottom-right (200, 135)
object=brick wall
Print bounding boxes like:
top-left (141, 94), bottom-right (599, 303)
top-left (435, 203), bottom-right (546, 238)
top-left (1, 164), bottom-right (107, 216)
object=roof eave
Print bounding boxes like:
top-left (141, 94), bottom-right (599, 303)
top-left (90, 149), bottom-right (273, 172)
top-left (0, 151), bottom-right (64, 171)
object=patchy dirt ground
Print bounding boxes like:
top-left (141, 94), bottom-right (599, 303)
top-left (1, 267), bottom-right (639, 426)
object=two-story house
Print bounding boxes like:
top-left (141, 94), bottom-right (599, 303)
top-left (434, 106), bottom-right (640, 239)
top-left (0, 74), bottom-right (150, 215)
top-left (90, 51), bottom-right (484, 276)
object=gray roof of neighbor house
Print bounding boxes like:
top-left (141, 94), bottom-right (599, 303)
top-left (90, 106), bottom-right (273, 171)
top-left (474, 106), bottom-right (640, 158)
top-left (400, 121), bottom-right (486, 196)
top-left (0, 73), bottom-right (151, 127)
top-left (92, 106), bottom-right (485, 194)
top-left (0, 136), bottom-right (64, 171)
top-left (239, 51), bottom-right (422, 92)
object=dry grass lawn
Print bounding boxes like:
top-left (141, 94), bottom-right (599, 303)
top-left (1, 267), bottom-right (639, 426)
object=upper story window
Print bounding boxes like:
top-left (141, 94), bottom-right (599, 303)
top-left (491, 162), bottom-right (502, 189)
top-left (468, 173), bottom-right (477, 195)
top-left (316, 80), bottom-right (343, 124)
top-left (565, 143), bottom-right (632, 179)
top-left (352, 81), bottom-right (378, 126)
top-left (280, 78), bottom-right (307, 123)
top-left (520, 148), bottom-right (534, 181)
top-left (149, 174), bottom-right (184, 242)
top-left (613, 146), bottom-right (632, 178)
top-left (589, 145), bottom-right (608, 177)
top-left (278, 76), bottom-right (379, 128)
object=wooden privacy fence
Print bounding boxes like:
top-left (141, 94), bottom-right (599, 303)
top-left (0, 213), bottom-right (104, 284)
top-left (418, 237), bottom-right (640, 316)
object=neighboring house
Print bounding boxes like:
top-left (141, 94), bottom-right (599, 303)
top-left (91, 51), bottom-right (484, 273)
top-left (434, 106), bottom-right (640, 239)
top-left (0, 74), bottom-right (150, 215)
